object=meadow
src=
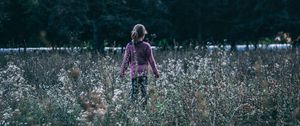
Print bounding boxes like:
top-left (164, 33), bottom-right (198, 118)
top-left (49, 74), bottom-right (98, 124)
top-left (0, 48), bottom-right (299, 125)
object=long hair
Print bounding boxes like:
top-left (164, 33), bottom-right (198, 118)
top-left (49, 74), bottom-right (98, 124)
top-left (131, 24), bottom-right (148, 43)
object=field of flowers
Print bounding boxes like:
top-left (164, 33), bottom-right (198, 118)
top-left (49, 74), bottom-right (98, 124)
top-left (0, 48), bottom-right (300, 125)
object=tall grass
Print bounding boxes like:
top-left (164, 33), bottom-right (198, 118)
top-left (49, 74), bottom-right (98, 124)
top-left (0, 49), bottom-right (299, 125)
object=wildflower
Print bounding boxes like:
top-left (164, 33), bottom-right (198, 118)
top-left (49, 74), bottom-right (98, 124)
top-left (69, 67), bottom-right (81, 79)
top-left (274, 36), bottom-right (281, 42)
top-left (78, 88), bottom-right (107, 122)
top-left (253, 61), bottom-right (261, 72)
top-left (194, 79), bottom-right (201, 85)
top-left (194, 92), bottom-right (207, 116)
top-left (12, 109), bottom-right (21, 117)
top-left (3, 112), bottom-right (11, 120)
top-left (241, 103), bottom-right (254, 113)
top-left (94, 108), bottom-right (107, 119)
top-left (112, 89), bottom-right (122, 102)
top-left (67, 109), bottom-right (74, 114)
top-left (221, 61), bottom-right (227, 66)
top-left (274, 63), bottom-right (280, 69)
top-left (292, 107), bottom-right (300, 120)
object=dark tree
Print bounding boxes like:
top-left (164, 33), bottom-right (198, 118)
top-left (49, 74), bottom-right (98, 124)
top-left (0, 0), bottom-right (300, 49)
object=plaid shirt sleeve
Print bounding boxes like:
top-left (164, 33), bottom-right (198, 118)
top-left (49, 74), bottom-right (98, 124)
top-left (120, 44), bottom-right (131, 76)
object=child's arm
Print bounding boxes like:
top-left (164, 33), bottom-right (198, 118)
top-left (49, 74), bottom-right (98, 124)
top-left (120, 44), bottom-right (130, 77)
top-left (146, 43), bottom-right (159, 78)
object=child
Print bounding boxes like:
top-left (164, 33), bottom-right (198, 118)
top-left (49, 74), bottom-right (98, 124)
top-left (120, 24), bottom-right (159, 106)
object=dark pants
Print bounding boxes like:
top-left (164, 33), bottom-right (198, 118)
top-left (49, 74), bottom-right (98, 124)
top-left (131, 76), bottom-right (148, 106)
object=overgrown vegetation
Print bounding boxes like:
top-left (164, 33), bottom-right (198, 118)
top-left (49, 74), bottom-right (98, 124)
top-left (0, 49), bottom-right (300, 125)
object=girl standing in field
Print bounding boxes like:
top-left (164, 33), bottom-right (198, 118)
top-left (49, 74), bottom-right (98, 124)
top-left (120, 24), bottom-right (159, 107)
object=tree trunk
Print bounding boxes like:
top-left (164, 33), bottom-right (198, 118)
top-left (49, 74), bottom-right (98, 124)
top-left (92, 20), bottom-right (104, 53)
top-left (230, 40), bottom-right (236, 51)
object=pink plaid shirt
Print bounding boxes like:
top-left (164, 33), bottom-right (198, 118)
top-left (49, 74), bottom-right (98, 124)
top-left (120, 41), bottom-right (159, 79)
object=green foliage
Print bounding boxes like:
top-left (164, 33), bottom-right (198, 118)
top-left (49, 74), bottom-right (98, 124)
top-left (157, 39), bottom-right (169, 49)
top-left (259, 37), bottom-right (274, 45)
top-left (83, 41), bottom-right (93, 50)
top-left (0, 0), bottom-right (300, 48)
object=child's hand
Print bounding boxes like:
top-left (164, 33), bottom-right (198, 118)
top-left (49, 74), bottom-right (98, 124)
top-left (154, 74), bottom-right (159, 79)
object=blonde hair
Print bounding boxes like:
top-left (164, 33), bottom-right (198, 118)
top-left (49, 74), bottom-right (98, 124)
top-left (131, 24), bottom-right (148, 42)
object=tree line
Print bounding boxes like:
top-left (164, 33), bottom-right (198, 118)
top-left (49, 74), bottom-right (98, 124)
top-left (0, 0), bottom-right (299, 52)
